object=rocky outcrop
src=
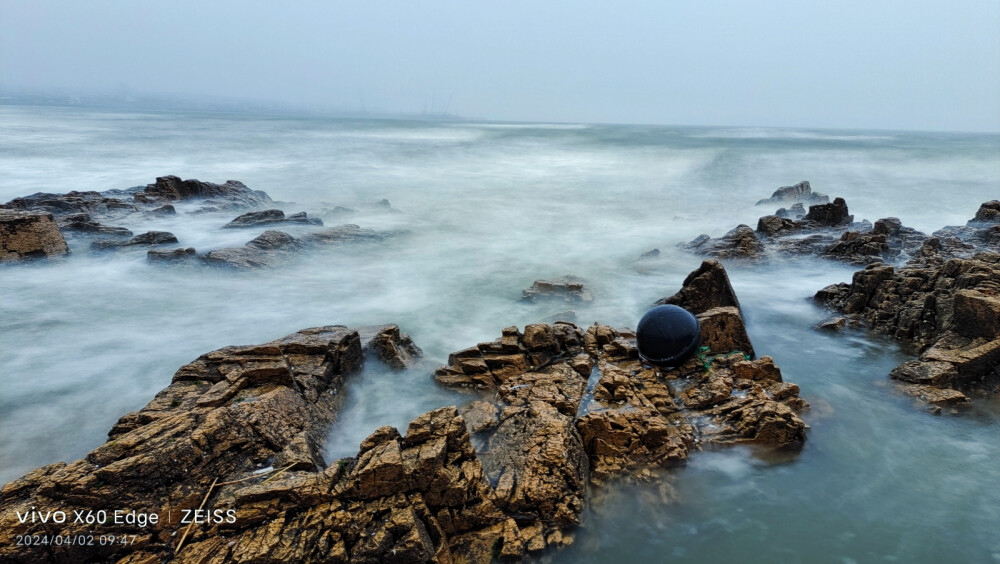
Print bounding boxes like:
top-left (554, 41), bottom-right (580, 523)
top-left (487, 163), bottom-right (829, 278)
top-left (0, 210), bottom-right (70, 262)
top-left (822, 218), bottom-right (926, 265)
top-left (803, 197), bottom-right (853, 227)
top-left (358, 324), bottom-right (424, 370)
top-left (755, 181), bottom-right (829, 206)
top-left (522, 276), bottom-right (594, 303)
top-left (683, 224), bottom-right (765, 259)
top-left (2, 190), bottom-right (139, 219)
top-left (56, 213), bottom-right (133, 238)
top-left (223, 209), bottom-right (322, 228)
top-left (91, 231), bottom-right (179, 251)
top-left (969, 200), bottom-right (1000, 227)
top-left (134, 176), bottom-right (273, 211)
top-left (816, 252), bottom-right (1000, 403)
top-left (0, 263), bottom-right (805, 563)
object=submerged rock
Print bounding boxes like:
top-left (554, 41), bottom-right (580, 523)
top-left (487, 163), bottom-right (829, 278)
top-left (147, 247), bottom-right (197, 263)
top-left (56, 213), bottom-right (133, 238)
top-left (755, 181), bottom-right (829, 206)
top-left (202, 230), bottom-right (302, 269)
top-left (91, 230), bottom-right (179, 251)
top-left (0, 210), bottom-right (69, 262)
top-left (522, 276), bottom-right (594, 303)
top-left (223, 209), bottom-right (322, 228)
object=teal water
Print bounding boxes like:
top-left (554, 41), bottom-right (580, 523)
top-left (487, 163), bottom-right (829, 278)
top-left (1, 106), bottom-right (999, 562)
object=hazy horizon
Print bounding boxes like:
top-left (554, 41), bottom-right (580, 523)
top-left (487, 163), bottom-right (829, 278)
top-left (2, 1), bottom-right (999, 133)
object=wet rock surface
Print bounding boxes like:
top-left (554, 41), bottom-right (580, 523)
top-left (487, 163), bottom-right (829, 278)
top-left (0, 210), bottom-right (69, 262)
top-left (134, 176), bottom-right (273, 212)
top-left (683, 224), bottom-right (765, 259)
top-left (223, 209), bottom-right (322, 228)
top-left (755, 181), bottom-right (829, 206)
top-left (1, 262), bottom-right (805, 563)
top-left (816, 252), bottom-right (1000, 403)
top-left (522, 276), bottom-right (594, 303)
top-left (91, 231), bottom-right (179, 251)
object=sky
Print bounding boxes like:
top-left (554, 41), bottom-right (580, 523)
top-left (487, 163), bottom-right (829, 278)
top-left (1, 0), bottom-right (999, 132)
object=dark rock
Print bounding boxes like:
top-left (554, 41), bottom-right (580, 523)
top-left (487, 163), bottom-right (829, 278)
top-left (776, 203), bottom-right (806, 219)
top-left (0, 210), bottom-right (69, 262)
top-left (148, 204), bottom-right (176, 215)
top-left (640, 248), bottom-right (660, 259)
top-left (147, 247), bottom-right (197, 263)
top-left (968, 200), bottom-right (1000, 226)
top-left (2, 190), bottom-right (139, 219)
top-left (656, 259), bottom-right (742, 314)
top-left (357, 324), bottom-right (423, 369)
top-left (523, 276), bottom-right (594, 303)
top-left (804, 197), bottom-right (853, 227)
top-left (756, 215), bottom-right (800, 237)
top-left (56, 213), bottom-right (133, 238)
top-left (683, 224), bottom-right (765, 259)
top-left (755, 181), bottom-right (830, 206)
top-left (223, 209), bottom-right (322, 228)
top-left (203, 230), bottom-right (301, 268)
top-left (91, 231), bottom-right (179, 251)
top-left (134, 175), bottom-right (273, 210)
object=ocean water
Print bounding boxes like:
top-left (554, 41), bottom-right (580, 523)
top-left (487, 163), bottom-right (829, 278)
top-left (1, 105), bottom-right (999, 562)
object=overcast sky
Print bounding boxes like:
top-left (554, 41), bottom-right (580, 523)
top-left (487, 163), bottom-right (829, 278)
top-left (2, 0), bottom-right (998, 131)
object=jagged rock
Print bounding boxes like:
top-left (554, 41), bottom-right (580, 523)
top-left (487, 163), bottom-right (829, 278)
top-left (147, 247), bottom-right (197, 263)
top-left (0, 261), bottom-right (807, 563)
top-left (522, 276), bottom-right (594, 303)
top-left (804, 197), bottom-right (853, 227)
top-left (91, 230), bottom-right (179, 250)
top-left (817, 252), bottom-right (1000, 401)
top-left (755, 181), bottom-right (829, 206)
top-left (134, 175), bottom-right (273, 211)
top-left (202, 230), bottom-right (301, 268)
top-left (357, 324), bottom-right (423, 369)
top-left (822, 218), bottom-right (926, 265)
top-left (223, 209), bottom-right (322, 228)
top-left (682, 224), bottom-right (765, 259)
top-left (756, 215), bottom-right (800, 237)
top-left (0, 210), bottom-right (69, 262)
top-left (968, 200), bottom-right (1000, 226)
top-left (656, 259), bottom-right (743, 315)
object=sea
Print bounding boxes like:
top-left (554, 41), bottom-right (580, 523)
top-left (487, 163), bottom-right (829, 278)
top-left (1, 105), bottom-right (999, 562)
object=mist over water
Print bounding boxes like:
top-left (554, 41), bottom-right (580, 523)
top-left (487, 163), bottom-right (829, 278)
top-left (2, 106), bottom-right (999, 561)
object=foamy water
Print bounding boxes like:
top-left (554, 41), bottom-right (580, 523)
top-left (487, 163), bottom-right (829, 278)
top-left (2, 106), bottom-right (999, 561)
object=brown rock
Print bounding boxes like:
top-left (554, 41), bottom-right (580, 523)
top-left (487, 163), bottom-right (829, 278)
top-left (0, 210), bottom-right (69, 262)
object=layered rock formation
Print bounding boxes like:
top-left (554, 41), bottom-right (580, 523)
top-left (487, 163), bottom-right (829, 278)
top-left (0, 210), bottom-right (70, 262)
top-left (755, 181), bottom-right (829, 206)
top-left (0, 262), bottom-right (805, 563)
top-left (223, 209), bottom-right (322, 228)
top-left (133, 176), bottom-right (272, 212)
top-left (522, 276), bottom-right (594, 303)
top-left (816, 252), bottom-right (1000, 404)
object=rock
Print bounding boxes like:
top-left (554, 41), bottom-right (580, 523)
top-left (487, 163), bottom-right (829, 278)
top-left (203, 230), bottom-right (301, 268)
top-left (2, 190), bottom-right (139, 219)
top-left (823, 218), bottom-right (926, 265)
top-left (540, 310), bottom-right (578, 323)
top-left (682, 224), bottom-right (765, 259)
top-left (299, 224), bottom-right (387, 245)
top-left (223, 209), bottom-right (322, 228)
top-left (756, 215), bottom-right (800, 237)
top-left (149, 204), bottom-right (176, 215)
top-left (817, 317), bottom-right (847, 331)
top-left (894, 382), bottom-right (970, 406)
top-left (133, 175), bottom-right (273, 210)
top-left (522, 276), bottom-right (594, 303)
top-left (56, 213), bottom-right (133, 238)
top-left (377, 198), bottom-right (392, 209)
top-left (460, 401), bottom-right (500, 433)
top-left (91, 230), bottom-right (179, 251)
top-left (817, 251), bottom-right (1000, 401)
top-left (656, 259), bottom-right (743, 315)
top-left (0, 210), bottom-right (69, 262)
top-left (775, 203), bottom-right (806, 219)
top-left (968, 200), bottom-right (1000, 226)
top-left (357, 324), bottom-right (423, 369)
top-left (147, 247), bottom-right (197, 263)
top-left (640, 248), bottom-right (660, 259)
top-left (804, 197), bottom-right (853, 227)
top-left (755, 181), bottom-right (830, 206)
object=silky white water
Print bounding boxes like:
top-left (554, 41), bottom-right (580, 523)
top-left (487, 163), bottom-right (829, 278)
top-left (2, 106), bottom-right (998, 562)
